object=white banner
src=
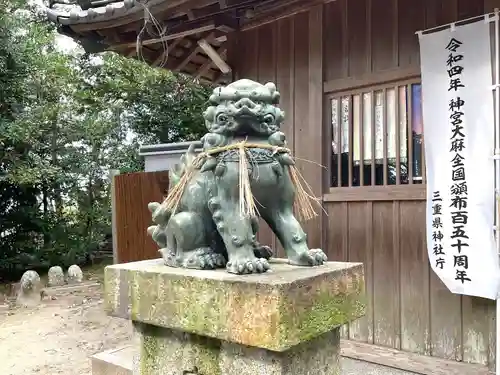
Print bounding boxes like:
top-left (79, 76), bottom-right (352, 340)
top-left (419, 20), bottom-right (500, 300)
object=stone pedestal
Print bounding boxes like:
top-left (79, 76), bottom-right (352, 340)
top-left (104, 259), bottom-right (365, 375)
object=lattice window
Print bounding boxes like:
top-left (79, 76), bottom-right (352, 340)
top-left (329, 81), bottom-right (424, 187)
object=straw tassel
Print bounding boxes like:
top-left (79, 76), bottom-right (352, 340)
top-left (238, 142), bottom-right (258, 218)
top-left (288, 165), bottom-right (323, 222)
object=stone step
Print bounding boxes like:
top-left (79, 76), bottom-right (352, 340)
top-left (91, 345), bottom-right (419, 375)
top-left (91, 346), bottom-right (134, 375)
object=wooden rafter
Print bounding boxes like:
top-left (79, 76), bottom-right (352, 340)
top-left (110, 23), bottom-right (216, 50)
top-left (151, 37), bottom-right (184, 67)
top-left (195, 47), bottom-right (227, 79)
top-left (121, 0), bottom-right (219, 32)
top-left (218, 0), bottom-right (227, 9)
top-left (176, 31), bottom-right (214, 71)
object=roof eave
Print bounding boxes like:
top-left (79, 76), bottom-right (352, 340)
top-left (44, 0), bottom-right (167, 26)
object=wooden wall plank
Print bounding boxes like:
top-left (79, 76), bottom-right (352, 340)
top-left (398, 0), bottom-right (425, 68)
top-left (256, 22), bottom-right (277, 251)
top-left (292, 9), bottom-right (324, 250)
top-left (457, 0), bottom-right (484, 19)
top-left (372, 201), bottom-right (400, 349)
top-left (484, 0), bottom-right (500, 13)
top-left (257, 22), bottom-right (277, 97)
top-left (424, 0), bottom-right (438, 29)
top-left (327, 202), bottom-right (349, 339)
top-left (488, 299), bottom-right (496, 372)
top-left (307, 4), bottom-right (325, 249)
top-left (347, 0), bottom-right (370, 77)
top-left (371, 0), bottom-right (397, 71)
top-left (324, 0), bottom-right (347, 81)
top-left (399, 201), bottom-right (430, 355)
top-left (346, 201), bottom-right (374, 343)
top-left (435, 0), bottom-right (458, 27)
top-left (114, 171), bottom-right (169, 264)
top-left (274, 17), bottom-right (295, 258)
top-left (461, 297), bottom-right (492, 365)
top-left (430, 274), bottom-right (463, 361)
top-left (276, 17), bottom-right (295, 154)
top-left (236, 28), bottom-right (258, 78)
top-left (324, 0), bottom-right (495, 92)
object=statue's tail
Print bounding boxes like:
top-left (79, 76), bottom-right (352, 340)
top-left (168, 143), bottom-right (197, 188)
top-left (160, 143), bottom-right (200, 214)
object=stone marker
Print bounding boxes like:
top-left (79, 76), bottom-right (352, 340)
top-left (67, 264), bottom-right (83, 284)
top-left (47, 266), bottom-right (65, 286)
top-left (17, 270), bottom-right (42, 307)
top-left (104, 258), bottom-right (365, 375)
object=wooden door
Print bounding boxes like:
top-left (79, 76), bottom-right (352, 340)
top-left (113, 171), bottom-right (169, 263)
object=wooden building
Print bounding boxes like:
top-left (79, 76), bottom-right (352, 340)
top-left (46, 0), bottom-right (500, 373)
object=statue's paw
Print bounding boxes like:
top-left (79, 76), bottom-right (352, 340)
top-left (183, 248), bottom-right (226, 270)
top-left (226, 257), bottom-right (270, 275)
top-left (159, 248), bottom-right (179, 268)
top-left (289, 249), bottom-right (328, 267)
top-left (253, 245), bottom-right (273, 260)
top-left (197, 252), bottom-right (227, 270)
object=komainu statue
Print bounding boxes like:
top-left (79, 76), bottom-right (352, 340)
top-left (147, 79), bottom-right (327, 274)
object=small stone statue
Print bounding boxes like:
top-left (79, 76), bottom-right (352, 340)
top-left (147, 79), bottom-right (327, 275)
top-left (17, 270), bottom-right (42, 307)
top-left (67, 264), bottom-right (83, 283)
top-left (47, 266), bottom-right (65, 286)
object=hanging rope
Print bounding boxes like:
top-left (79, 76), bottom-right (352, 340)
top-left (135, 0), bottom-right (169, 67)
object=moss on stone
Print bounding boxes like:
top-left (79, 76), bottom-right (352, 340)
top-left (105, 260), bottom-right (366, 352)
top-left (129, 272), bottom-right (230, 340)
top-left (191, 335), bottom-right (221, 375)
top-left (103, 266), bottom-right (120, 314)
top-left (279, 277), bottom-right (366, 348)
top-left (179, 277), bottom-right (225, 336)
top-left (137, 323), bottom-right (221, 375)
top-left (140, 329), bottom-right (161, 374)
top-left (130, 270), bottom-right (141, 321)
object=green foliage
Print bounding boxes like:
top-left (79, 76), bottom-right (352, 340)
top-left (0, 1), bottom-right (211, 280)
top-left (84, 52), bottom-right (212, 144)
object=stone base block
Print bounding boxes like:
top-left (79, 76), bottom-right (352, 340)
top-left (220, 329), bottom-right (340, 375)
top-left (105, 259), bottom-right (365, 352)
top-left (104, 258), bottom-right (365, 375)
top-left (134, 322), bottom-right (340, 375)
top-left (134, 323), bottom-right (220, 375)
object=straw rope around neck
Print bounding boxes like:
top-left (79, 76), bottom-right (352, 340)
top-left (160, 140), bottom-right (324, 222)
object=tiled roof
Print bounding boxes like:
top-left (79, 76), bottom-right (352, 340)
top-left (45, 0), bottom-right (164, 25)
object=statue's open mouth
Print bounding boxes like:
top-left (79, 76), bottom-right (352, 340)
top-left (232, 106), bottom-right (261, 135)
